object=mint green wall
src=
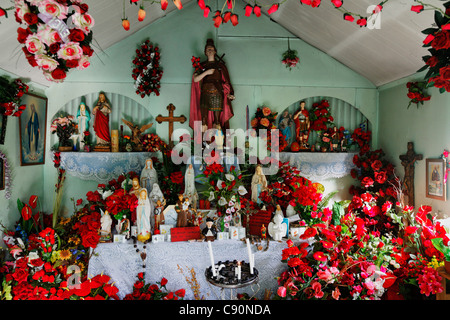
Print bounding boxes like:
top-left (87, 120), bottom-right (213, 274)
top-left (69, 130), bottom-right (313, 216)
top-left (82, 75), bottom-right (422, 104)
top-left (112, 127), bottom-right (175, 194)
top-left (38, 0), bottom-right (378, 215)
top-left (0, 69), bottom-right (47, 240)
top-left (379, 77), bottom-right (450, 216)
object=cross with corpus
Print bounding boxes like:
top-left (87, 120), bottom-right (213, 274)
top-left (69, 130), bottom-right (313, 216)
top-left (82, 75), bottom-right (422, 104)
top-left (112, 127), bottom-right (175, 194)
top-left (155, 104), bottom-right (186, 148)
top-left (399, 141), bottom-right (423, 207)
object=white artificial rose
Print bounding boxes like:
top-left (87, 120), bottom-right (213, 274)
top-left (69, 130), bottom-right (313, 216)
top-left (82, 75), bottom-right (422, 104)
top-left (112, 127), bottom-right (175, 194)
top-left (38, 0), bottom-right (68, 20)
top-left (26, 35), bottom-right (45, 55)
top-left (35, 54), bottom-right (59, 72)
top-left (57, 42), bottom-right (83, 60)
top-left (72, 12), bottom-right (95, 34)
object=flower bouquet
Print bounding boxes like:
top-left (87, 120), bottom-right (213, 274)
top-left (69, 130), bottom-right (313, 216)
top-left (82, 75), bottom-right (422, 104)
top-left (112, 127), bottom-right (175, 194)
top-left (199, 163), bottom-right (247, 231)
top-left (251, 106), bottom-right (278, 131)
top-left (406, 81), bottom-right (431, 108)
top-left (309, 99), bottom-right (334, 132)
top-left (141, 133), bottom-right (167, 152)
top-left (0, 76), bottom-right (29, 116)
top-left (123, 273), bottom-right (185, 300)
top-left (50, 115), bottom-right (76, 149)
top-left (281, 48), bottom-right (300, 70)
top-left (15, 0), bottom-right (95, 82)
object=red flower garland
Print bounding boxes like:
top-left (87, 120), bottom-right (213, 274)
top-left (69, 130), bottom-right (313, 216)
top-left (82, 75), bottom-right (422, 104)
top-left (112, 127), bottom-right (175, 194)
top-left (132, 39), bottom-right (163, 98)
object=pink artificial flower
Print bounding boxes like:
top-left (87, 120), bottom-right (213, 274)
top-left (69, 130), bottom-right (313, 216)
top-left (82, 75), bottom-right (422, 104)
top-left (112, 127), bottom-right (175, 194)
top-left (277, 286), bottom-right (286, 298)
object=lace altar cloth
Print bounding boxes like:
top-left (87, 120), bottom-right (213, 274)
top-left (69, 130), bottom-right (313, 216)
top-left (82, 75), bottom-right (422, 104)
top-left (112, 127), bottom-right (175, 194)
top-left (279, 152), bottom-right (357, 181)
top-left (87, 239), bottom-right (290, 300)
top-left (60, 152), bottom-right (157, 182)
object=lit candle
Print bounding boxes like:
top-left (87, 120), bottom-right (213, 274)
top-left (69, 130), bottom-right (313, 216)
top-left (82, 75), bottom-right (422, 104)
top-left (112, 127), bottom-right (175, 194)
top-left (237, 261), bottom-right (241, 280)
top-left (207, 241), bottom-right (216, 277)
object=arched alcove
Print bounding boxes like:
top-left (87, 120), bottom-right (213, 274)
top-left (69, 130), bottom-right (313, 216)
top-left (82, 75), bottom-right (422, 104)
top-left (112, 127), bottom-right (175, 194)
top-left (50, 91), bottom-right (155, 147)
top-left (278, 96), bottom-right (371, 147)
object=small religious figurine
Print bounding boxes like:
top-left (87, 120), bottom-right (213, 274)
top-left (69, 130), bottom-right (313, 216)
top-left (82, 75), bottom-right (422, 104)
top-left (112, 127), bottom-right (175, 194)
top-left (149, 183), bottom-right (166, 230)
top-left (154, 199), bottom-right (165, 232)
top-left (202, 217), bottom-right (217, 241)
top-left (278, 110), bottom-right (294, 145)
top-left (184, 164), bottom-right (199, 209)
top-left (340, 131), bottom-right (349, 152)
top-left (140, 158), bottom-right (158, 194)
top-left (293, 101), bottom-right (310, 149)
top-left (27, 103), bottom-right (40, 160)
top-left (100, 210), bottom-right (112, 242)
top-left (176, 194), bottom-right (189, 227)
top-left (261, 224), bottom-right (267, 239)
top-left (77, 101), bottom-right (91, 150)
top-left (121, 119), bottom-right (153, 151)
top-left (136, 188), bottom-right (153, 243)
top-left (190, 38), bottom-right (235, 132)
top-left (116, 217), bottom-right (131, 239)
top-left (92, 92), bottom-right (111, 149)
top-left (129, 176), bottom-right (144, 198)
top-left (251, 165), bottom-right (268, 205)
top-left (330, 126), bottom-right (340, 152)
top-left (268, 205), bottom-right (287, 241)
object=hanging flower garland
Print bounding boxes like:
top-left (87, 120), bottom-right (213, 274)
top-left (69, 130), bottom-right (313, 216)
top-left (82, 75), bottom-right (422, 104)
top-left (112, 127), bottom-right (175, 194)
top-left (132, 39), bottom-right (163, 98)
top-left (0, 150), bottom-right (12, 200)
top-left (14, 0), bottom-right (95, 82)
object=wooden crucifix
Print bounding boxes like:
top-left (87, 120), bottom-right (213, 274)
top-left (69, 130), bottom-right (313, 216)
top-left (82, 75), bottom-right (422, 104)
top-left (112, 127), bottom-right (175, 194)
top-left (399, 141), bottom-right (423, 207)
top-left (155, 104), bottom-right (186, 148)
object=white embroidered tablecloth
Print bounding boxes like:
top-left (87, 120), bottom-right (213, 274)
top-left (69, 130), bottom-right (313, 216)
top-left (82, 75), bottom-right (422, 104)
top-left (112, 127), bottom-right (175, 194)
top-left (60, 152), bottom-right (157, 182)
top-left (87, 239), bottom-right (290, 300)
top-left (279, 152), bottom-right (357, 181)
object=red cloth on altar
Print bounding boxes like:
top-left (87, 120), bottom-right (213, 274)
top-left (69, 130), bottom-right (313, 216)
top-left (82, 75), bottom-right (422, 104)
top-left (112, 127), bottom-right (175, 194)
top-left (93, 109), bottom-right (111, 142)
top-left (189, 67), bottom-right (234, 130)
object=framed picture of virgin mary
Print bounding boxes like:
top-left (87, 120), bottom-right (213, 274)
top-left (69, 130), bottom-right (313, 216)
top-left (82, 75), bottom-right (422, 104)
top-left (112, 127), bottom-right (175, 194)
top-left (18, 93), bottom-right (47, 166)
top-left (426, 158), bottom-right (446, 201)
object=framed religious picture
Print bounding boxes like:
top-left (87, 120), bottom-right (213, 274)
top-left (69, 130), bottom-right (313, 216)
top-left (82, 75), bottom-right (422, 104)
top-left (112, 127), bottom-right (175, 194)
top-left (0, 113), bottom-right (7, 145)
top-left (18, 92), bottom-right (48, 166)
top-left (426, 158), bottom-right (446, 201)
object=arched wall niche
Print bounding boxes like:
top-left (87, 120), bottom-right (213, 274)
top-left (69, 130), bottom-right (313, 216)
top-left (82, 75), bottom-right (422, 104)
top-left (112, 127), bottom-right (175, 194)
top-left (50, 91), bottom-right (156, 147)
top-left (278, 96), bottom-right (371, 147)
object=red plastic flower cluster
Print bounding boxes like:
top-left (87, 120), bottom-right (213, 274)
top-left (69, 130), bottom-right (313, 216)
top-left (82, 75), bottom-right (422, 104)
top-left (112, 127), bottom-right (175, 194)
top-left (309, 99), bottom-right (334, 132)
top-left (123, 272), bottom-right (185, 300)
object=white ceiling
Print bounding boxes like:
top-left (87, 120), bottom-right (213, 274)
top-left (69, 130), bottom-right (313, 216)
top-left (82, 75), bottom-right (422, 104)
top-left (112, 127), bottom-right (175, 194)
top-left (0, 0), bottom-right (440, 87)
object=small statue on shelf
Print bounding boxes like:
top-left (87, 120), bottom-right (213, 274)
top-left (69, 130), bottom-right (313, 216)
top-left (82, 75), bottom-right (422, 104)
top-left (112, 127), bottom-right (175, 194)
top-left (251, 164), bottom-right (268, 205)
top-left (184, 164), bottom-right (198, 209)
top-left (293, 101), bottom-right (310, 149)
top-left (140, 158), bottom-right (158, 194)
top-left (153, 199), bottom-right (165, 233)
top-left (268, 205), bottom-right (287, 241)
top-left (278, 110), bottom-right (294, 145)
top-left (92, 92), bottom-right (111, 151)
top-left (121, 118), bottom-right (153, 151)
top-left (330, 126), bottom-right (340, 152)
top-left (100, 210), bottom-right (112, 242)
top-left (176, 194), bottom-right (189, 228)
top-left (77, 101), bottom-right (91, 150)
top-left (136, 188), bottom-right (153, 243)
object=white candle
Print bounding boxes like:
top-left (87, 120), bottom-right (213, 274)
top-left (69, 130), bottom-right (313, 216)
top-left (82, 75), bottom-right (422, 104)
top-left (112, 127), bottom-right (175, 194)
top-left (246, 238), bottom-right (254, 274)
top-left (237, 261), bottom-right (241, 280)
top-left (251, 254), bottom-right (255, 274)
top-left (207, 241), bottom-right (216, 277)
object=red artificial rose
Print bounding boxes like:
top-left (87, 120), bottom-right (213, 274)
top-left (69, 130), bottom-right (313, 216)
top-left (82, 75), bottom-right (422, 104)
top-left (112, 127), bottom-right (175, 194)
top-left (357, 18), bottom-right (367, 27)
top-left (361, 176), bottom-right (374, 188)
top-left (411, 5), bottom-right (424, 13)
top-left (268, 3), bottom-right (279, 14)
top-left (431, 30), bottom-right (450, 50)
top-left (160, 277), bottom-right (168, 286)
top-left (198, 0), bottom-right (206, 9)
top-left (203, 6), bottom-right (211, 18)
top-left (0, 8), bottom-right (5, 17)
top-left (331, 0), bottom-right (343, 8)
top-left (371, 159), bottom-right (382, 171)
top-left (245, 4), bottom-right (253, 17)
top-left (65, 59), bottom-right (79, 68)
top-left (425, 55), bottom-right (438, 67)
top-left (344, 13), bottom-right (354, 22)
top-left (69, 28), bottom-right (85, 42)
top-left (51, 68), bottom-right (67, 80)
top-left (17, 27), bottom-right (31, 44)
top-left (170, 171), bottom-right (183, 184)
top-left (230, 13), bottom-right (238, 26)
top-left (440, 65), bottom-right (450, 80)
top-left (81, 230), bottom-right (100, 248)
top-left (223, 11), bottom-right (231, 23)
top-left (253, 5), bottom-right (261, 17)
top-left (213, 14), bottom-right (222, 28)
top-left (23, 12), bottom-right (38, 25)
top-left (374, 171), bottom-right (387, 184)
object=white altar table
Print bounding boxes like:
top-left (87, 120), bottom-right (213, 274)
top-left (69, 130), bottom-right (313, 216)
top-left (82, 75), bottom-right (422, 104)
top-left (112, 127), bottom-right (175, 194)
top-left (87, 239), bottom-right (289, 300)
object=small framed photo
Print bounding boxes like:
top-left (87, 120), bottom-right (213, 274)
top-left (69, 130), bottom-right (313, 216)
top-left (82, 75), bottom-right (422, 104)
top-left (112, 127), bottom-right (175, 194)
top-left (18, 92), bottom-right (48, 166)
top-left (426, 158), bottom-right (447, 201)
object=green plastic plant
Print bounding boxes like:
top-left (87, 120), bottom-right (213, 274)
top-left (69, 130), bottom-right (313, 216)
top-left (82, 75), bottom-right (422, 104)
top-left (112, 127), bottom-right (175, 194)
top-left (431, 238), bottom-right (450, 261)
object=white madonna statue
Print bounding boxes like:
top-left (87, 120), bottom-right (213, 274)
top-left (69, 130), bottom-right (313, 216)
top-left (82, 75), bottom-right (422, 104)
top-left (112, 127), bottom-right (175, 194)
top-left (140, 158), bottom-right (158, 194)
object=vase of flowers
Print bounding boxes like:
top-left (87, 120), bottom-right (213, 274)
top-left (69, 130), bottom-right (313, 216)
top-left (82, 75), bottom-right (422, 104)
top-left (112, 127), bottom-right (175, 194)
top-left (50, 115), bottom-right (76, 151)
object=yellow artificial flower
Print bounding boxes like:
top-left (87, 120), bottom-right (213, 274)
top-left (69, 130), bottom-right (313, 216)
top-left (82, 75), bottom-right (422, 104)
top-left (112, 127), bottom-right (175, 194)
top-left (51, 251), bottom-right (60, 263)
top-left (69, 236), bottom-right (81, 246)
top-left (59, 217), bottom-right (71, 226)
top-left (428, 256), bottom-right (444, 269)
top-left (59, 249), bottom-right (72, 261)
